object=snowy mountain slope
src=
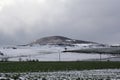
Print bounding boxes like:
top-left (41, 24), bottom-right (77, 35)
top-left (0, 36), bottom-right (111, 61)
top-left (27, 36), bottom-right (98, 47)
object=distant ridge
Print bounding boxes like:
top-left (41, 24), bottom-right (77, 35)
top-left (27, 36), bottom-right (97, 46)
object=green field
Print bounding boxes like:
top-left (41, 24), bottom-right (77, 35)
top-left (0, 61), bottom-right (120, 72)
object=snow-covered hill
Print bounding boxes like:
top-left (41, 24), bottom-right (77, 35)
top-left (26, 36), bottom-right (98, 47)
top-left (0, 36), bottom-right (111, 61)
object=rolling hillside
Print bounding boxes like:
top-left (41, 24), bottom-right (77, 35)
top-left (27, 36), bottom-right (98, 47)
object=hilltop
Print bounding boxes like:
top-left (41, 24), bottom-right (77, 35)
top-left (27, 36), bottom-right (96, 46)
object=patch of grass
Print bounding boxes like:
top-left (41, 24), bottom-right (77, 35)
top-left (0, 61), bottom-right (120, 72)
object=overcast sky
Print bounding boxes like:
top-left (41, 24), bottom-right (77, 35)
top-left (0, 0), bottom-right (120, 45)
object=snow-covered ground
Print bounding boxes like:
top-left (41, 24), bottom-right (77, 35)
top-left (0, 45), bottom-right (116, 61)
top-left (0, 69), bottom-right (120, 80)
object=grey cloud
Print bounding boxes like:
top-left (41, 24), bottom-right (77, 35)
top-left (0, 0), bottom-right (120, 45)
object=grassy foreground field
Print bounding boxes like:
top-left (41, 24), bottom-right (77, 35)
top-left (0, 61), bottom-right (120, 72)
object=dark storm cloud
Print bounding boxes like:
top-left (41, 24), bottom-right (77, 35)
top-left (0, 0), bottom-right (120, 45)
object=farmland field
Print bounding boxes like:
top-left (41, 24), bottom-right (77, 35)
top-left (1, 69), bottom-right (120, 80)
top-left (0, 61), bottom-right (120, 72)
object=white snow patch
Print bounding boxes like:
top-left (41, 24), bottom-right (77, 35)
top-left (0, 45), bottom-right (115, 61)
